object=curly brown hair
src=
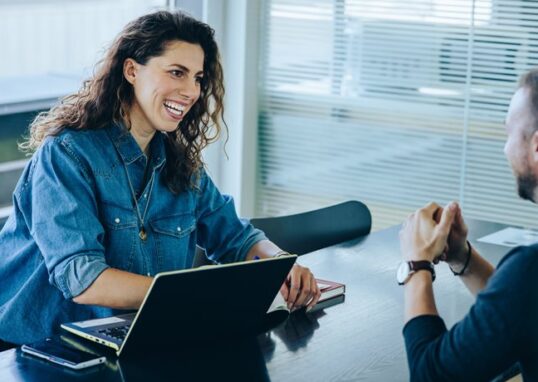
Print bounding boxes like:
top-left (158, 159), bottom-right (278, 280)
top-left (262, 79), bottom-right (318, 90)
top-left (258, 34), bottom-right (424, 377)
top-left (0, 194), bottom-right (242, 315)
top-left (21, 10), bottom-right (226, 193)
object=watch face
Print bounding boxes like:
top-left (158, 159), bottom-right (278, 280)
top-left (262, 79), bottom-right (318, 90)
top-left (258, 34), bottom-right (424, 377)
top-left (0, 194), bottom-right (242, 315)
top-left (397, 261), bottom-right (411, 284)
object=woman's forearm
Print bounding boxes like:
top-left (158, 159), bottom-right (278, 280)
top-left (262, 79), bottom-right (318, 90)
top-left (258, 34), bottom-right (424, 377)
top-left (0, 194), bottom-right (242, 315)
top-left (245, 239), bottom-right (282, 260)
top-left (72, 268), bottom-right (152, 309)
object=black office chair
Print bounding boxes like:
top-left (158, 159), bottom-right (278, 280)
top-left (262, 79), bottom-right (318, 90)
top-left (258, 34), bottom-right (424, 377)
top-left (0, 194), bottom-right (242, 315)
top-left (250, 200), bottom-right (371, 255)
top-left (0, 339), bottom-right (15, 352)
top-left (192, 200), bottom-right (372, 266)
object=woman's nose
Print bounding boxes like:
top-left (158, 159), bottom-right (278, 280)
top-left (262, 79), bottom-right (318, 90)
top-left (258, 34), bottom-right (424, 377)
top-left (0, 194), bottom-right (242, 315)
top-left (179, 78), bottom-right (200, 101)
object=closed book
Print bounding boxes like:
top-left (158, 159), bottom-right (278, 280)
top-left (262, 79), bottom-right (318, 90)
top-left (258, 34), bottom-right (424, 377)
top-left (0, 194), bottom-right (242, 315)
top-left (266, 278), bottom-right (345, 316)
top-left (316, 278), bottom-right (345, 302)
top-left (308, 294), bottom-right (345, 314)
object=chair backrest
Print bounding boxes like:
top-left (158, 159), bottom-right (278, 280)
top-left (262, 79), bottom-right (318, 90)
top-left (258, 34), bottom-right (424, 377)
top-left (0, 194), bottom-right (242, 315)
top-left (250, 200), bottom-right (371, 255)
top-left (191, 200), bottom-right (372, 266)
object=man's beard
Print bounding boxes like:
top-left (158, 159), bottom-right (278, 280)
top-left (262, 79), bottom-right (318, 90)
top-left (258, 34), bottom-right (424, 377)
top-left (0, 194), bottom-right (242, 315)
top-left (517, 170), bottom-right (538, 202)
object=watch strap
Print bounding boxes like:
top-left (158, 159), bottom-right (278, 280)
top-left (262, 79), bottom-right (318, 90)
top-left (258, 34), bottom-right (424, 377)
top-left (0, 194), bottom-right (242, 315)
top-left (409, 260), bottom-right (436, 282)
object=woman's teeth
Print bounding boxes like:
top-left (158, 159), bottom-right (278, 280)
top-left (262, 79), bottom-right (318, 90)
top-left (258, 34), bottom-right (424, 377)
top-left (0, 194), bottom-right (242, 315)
top-left (164, 101), bottom-right (185, 116)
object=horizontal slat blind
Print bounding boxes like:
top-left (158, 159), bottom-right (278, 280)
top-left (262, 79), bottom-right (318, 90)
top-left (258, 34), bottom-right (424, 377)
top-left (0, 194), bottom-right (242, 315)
top-left (256, 0), bottom-right (538, 230)
top-left (0, 0), bottom-right (167, 78)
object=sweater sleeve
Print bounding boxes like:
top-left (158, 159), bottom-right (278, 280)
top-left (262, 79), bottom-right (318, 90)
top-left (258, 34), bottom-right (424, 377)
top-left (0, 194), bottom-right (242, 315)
top-left (402, 246), bottom-right (537, 381)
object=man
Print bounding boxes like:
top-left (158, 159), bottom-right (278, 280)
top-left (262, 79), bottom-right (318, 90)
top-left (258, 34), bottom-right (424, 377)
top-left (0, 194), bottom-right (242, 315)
top-left (398, 69), bottom-right (538, 381)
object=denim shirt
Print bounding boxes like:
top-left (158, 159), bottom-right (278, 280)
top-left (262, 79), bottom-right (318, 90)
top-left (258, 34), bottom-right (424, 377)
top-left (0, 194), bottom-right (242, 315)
top-left (0, 122), bottom-right (266, 344)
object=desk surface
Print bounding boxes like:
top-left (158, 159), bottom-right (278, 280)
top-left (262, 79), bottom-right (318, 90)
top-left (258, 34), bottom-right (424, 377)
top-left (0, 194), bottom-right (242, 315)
top-left (0, 218), bottom-right (511, 381)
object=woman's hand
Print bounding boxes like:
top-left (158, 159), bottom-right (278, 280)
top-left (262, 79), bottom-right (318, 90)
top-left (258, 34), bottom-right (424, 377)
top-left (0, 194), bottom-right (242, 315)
top-left (399, 202), bottom-right (457, 263)
top-left (280, 263), bottom-right (321, 311)
top-left (245, 240), bottom-right (321, 310)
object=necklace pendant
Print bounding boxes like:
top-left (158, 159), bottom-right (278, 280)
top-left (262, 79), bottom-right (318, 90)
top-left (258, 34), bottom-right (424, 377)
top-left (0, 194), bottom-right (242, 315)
top-left (139, 227), bottom-right (147, 241)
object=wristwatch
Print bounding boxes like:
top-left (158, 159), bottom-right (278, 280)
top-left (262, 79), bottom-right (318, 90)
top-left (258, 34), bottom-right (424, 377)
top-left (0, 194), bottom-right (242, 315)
top-left (397, 260), bottom-right (435, 285)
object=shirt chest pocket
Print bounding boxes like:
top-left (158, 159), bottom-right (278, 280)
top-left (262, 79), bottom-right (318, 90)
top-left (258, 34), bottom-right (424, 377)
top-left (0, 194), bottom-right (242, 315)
top-left (149, 213), bottom-right (196, 270)
top-left (101, 203), bottom-right (138, 272)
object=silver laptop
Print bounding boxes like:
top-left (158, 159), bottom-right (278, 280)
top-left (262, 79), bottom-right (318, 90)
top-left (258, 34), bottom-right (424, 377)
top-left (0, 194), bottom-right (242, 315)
top-left (61, 256), bottom-right (296, 358)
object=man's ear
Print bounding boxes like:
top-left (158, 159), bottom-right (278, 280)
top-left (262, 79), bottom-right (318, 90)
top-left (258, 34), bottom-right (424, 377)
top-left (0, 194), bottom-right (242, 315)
top-left (530, 130), bottom-right (538, 163)
top-left (123, 58), bottom-right (138, 85)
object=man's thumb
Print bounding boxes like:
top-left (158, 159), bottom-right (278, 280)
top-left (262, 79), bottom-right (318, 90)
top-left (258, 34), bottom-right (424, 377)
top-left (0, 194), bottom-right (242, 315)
top-left (439, 202), bottom-right (457, 235)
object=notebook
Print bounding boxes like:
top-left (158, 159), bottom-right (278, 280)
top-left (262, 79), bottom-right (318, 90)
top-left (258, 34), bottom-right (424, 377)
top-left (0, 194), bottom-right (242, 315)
top-left (316, 279), bottom-right (345, 302)
top-left (267, 278), bottom-right (346, 315)
top-left (61, 255), bottom-right (297, 358)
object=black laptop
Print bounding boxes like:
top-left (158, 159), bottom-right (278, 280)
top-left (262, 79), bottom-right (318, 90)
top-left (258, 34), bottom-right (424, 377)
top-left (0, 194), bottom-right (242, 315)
top-left (61, 255), bottom-right (296, 357)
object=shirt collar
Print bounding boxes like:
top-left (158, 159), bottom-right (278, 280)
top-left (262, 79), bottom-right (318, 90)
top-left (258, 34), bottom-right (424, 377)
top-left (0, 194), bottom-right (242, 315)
top-left (107, 122), bottom-right (166, 168)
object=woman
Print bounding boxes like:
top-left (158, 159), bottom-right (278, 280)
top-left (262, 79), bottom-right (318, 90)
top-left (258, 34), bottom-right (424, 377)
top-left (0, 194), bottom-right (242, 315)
top-left (0, 10), bottom-right (320, 347)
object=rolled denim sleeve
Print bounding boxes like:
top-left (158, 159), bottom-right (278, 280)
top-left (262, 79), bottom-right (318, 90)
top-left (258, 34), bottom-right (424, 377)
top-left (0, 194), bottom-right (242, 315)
top-left (16, 136), bottom-right (110, 299)
top-left (50, 255), bottom-right (109, 300)
top-left (195, 171), bottom-right (266, 263)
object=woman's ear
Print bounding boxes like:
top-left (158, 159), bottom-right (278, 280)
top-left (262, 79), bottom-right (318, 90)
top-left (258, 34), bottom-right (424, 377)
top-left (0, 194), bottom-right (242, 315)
top-left (123, 58), bottom-right (138, 85)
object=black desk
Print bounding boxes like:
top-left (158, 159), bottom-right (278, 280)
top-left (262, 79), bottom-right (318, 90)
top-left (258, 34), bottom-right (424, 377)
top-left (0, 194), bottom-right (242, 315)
top-left (0, 219), bottom-right (511, 381)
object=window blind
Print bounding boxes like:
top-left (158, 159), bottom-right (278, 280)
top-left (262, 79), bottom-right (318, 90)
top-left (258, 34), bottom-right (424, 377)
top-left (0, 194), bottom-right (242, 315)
top-left (256, 0), bottom-right (538, 230)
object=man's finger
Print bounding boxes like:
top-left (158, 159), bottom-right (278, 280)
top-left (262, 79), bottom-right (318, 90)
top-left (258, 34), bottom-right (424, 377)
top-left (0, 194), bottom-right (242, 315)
top-left (433, 206), bottom-right (443, 224)
top-left (420, 202), bottom-right (441, 216)
top-left (455, 203), bottom-right (467, 230)
top-left (438, 202), bottom-right (457, 236)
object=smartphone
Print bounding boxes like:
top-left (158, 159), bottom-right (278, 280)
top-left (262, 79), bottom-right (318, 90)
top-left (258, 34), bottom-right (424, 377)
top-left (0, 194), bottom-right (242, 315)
top-left (21, 338), bottom-right (106, 370)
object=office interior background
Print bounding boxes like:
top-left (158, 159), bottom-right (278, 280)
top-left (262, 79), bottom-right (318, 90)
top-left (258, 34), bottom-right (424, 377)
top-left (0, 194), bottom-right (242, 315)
top-left (1, 0), bottom-right (537, 231)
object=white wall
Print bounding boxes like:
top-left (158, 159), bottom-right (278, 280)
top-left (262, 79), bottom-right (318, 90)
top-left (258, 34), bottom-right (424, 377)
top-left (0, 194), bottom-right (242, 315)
top-left (202, 0), bottom-right (261, 217)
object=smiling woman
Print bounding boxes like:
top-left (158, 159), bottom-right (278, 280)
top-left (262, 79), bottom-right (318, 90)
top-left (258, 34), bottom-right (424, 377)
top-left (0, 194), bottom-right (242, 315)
top-left (21, 11), bottom-right (225, 195)
top-left (0, 10), bottom-right (320, 346)
top-left (123, 40), bottom-right (206, 147)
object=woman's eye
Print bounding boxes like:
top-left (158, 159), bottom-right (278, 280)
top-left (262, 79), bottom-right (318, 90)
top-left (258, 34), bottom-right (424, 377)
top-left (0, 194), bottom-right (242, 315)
top-left (196, 76), bottom-right (204, 84)
top-left (170, 70), bottom-right (183, 77)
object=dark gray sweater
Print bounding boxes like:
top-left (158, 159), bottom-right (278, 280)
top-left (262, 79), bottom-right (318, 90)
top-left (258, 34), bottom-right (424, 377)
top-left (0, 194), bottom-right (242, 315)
top-left (403, 245), bottom-right (538, 381)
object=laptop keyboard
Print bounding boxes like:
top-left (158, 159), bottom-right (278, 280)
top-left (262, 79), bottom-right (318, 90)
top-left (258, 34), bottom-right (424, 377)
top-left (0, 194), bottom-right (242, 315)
top-left (97, 325), bottom-right (130, 341)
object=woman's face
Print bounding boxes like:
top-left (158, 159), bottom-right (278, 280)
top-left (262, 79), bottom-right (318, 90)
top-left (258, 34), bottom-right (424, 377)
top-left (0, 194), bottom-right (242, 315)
top-left (124, 40), bottom-right (204, 134)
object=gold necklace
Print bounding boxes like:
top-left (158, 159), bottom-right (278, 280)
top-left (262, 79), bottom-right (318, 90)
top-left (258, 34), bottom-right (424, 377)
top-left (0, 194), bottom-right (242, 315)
top-left (123, 162), bottom-right (155, 241)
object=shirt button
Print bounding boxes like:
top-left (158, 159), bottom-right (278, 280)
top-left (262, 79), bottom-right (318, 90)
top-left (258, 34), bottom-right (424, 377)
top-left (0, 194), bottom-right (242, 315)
top-left (147, 273), bottom-right (151, 277)
top-left (177, 227), bottom-right (181, 232)
top-left (143, 194), bottom-right (147, 198)
top-left (115, 218), bottom-right (120, 224)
